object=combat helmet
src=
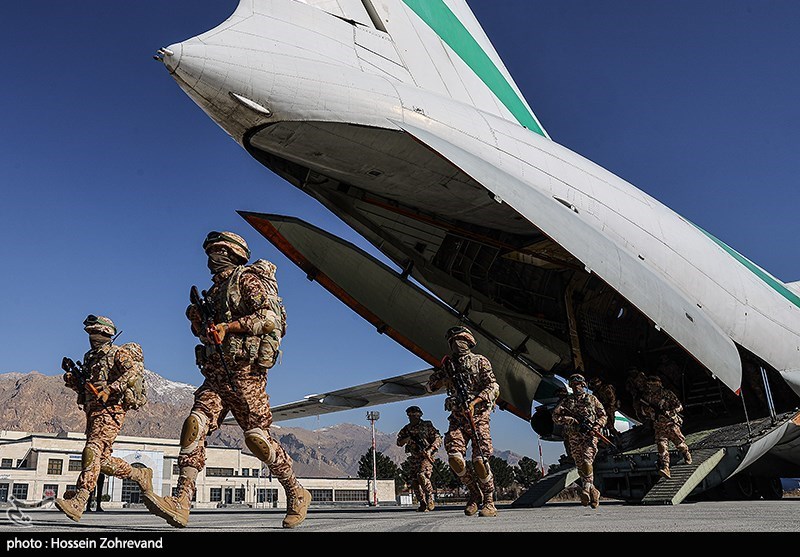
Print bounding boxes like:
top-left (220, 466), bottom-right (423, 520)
top-left (568, 373), bottom-right (586, 387)
top-left (83, 315), bottom-right (116, 336)
top-left (646, 375), bottom-right (663, 386)
top-left (445, 326), bottom-right (476, 348)
top-left (406, 405), bottom-right (423, 416)
top-left (203, 231), bottom-right (251, 263)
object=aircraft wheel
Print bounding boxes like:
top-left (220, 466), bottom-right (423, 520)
top-left (723, 474), bottom-right (758, 500)
top-left (755, 477), bottom-right (784, 500)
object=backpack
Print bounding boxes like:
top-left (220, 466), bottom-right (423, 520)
top-left (227, 259), bottom-right (287, 337)
top-left (120, 342), bottom-right (147, 410)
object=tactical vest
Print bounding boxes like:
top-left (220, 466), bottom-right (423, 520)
top-left (444, 353), bottom-right (494, 413)
top-left (81, 342), bottom-right (147, 411)
top-left (204, 261), bottom-right (285, 371)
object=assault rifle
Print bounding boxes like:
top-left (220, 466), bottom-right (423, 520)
top-left (558, 404), bottom-right (620, 454)
top-left (190, 285), bottom-right (237, 393)
top-left (638, 397), bottom-right (683, 425)
top-left (61, 357), bottom-right (121, 426)
top-left (442, 356), bottom-right (490, 470)
top-left (406, 433), bottom-right (436, 464)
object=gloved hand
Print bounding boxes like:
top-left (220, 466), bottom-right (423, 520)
top-left (96, 388), bottom-right (110, 404)
top-left (562, 416), bottom-right (578, 425)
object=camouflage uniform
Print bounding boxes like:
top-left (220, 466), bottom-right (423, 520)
top-left (144, 231), bottom-right (310, 529)
top-left (640, 376), bottom-right (692, 478)
top-left (427, 326), bottom-right (500, 517)
top-left (589, 377), bottom-right (620, 441)
top-left (552, 374), bottom-right (606, 509)
top-left (397, 407), bottom-right (442, 512)
top-left (55, 316), bottom-right (153, 522)
top-left (625, 368), bottom-right (649, 422)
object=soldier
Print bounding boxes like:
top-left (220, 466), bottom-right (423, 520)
top-left (144, 231), bottom-right (311, 529)
top-left (397, 406), bottom-right (442, 512)
top-left (55, 315), bottom-right (153, 522)
top-left (553, 387), bottom-right (574, 466)
top-left (640, 375), bottom-right (692, 479)
top-left (588, 376), bottom-right (620, 442)
top-left (552, 373), bottom-right (607, 509)
top-left (625, 367), bottom-right (649, 422)
top-left (426, 326), bottom-right (500, 517)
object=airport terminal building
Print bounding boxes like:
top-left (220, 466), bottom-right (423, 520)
top-left (0, 431), bottom-right (396, 508)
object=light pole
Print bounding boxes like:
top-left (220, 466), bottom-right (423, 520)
top-left (367, 411), bottom-right (380, 506)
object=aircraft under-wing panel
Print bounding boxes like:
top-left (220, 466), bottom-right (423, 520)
top-left (237, 368), bottom-right (439, 423)
top-left (158, 0), bottom-right (800, 501)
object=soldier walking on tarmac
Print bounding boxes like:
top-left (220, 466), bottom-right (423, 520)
top-left (552, 373), bottom-right (607, 509)
top-left (640, 375), bottom-right (692, 479)
top-left (397, 405), bottom-right (442, 512)
top-left (143, 231), bottom-right (311, 529)
top-left (427, 326), bottom-right (500, 517)
top-left (55, 315), bottom-right (152, 522)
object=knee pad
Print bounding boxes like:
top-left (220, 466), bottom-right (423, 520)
top-left (578, 461), bottom-right (593, 478)
top-left (473, 458), bottom-right (492, 482)
top-left (82, 446), bottom-right (98, 471)
top-left (180, 411), bottom-right (208, 455)
top-left (448, 453), bottom-right (466, 476)
top-left (244, 428), bottom-right (276, 465)
top-left (99, 461), bottom-right (119, 476)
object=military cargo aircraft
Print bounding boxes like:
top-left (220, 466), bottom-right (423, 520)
top-left (156, 0), bottom-right (800, 504)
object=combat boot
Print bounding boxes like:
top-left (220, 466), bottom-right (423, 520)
top-left (55, 489), bottom-right (91, 522)
top-left (416, 499), bottom-right (427, 512)
top-left (589, 485), bottom-right (601, 509)
top-left (129, 466), bottom-right (153, 494)
top-left (426, 497), bottom-right (435, 512)
top-left (682, 450), bottom-right (693, 465)
top-left (143, 488), bottom-right (192, 528)
top-left (464, 483), bottom-right (483, 516)
top-left (283, 486), bottom-right (312, 528)
top-left (658, 465), bottom-right (671, 479)
top-left (580, 487), bottom-right (590, 506)
top-left (478, 491), bottom-right (497, 517)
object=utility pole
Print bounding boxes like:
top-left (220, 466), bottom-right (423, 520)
top-left (367, 411), bottom-right (380, 507)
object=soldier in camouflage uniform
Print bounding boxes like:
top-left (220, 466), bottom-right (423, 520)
top-left (55, 315), bottom-right (153, 522)
top-left (426, 326), bottom-right (500, 517)
top-left (143, 231), bottom-right (311, 529)
top-left (625, 367), bottom-right (649, 422)
top-left (397, 405), bottom-right (442, 512)
top-left (552, 373), bottom-right (607, 509)
top-left (640, 375), bottom-right (692, 479)
top-left (588, 376), bottom-right (620, 443)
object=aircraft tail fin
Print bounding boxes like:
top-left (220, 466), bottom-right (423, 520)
top-left (299, 0), bottom-right (548, 138)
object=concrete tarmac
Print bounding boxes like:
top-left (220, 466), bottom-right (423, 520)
top-left (1, 499), bottom-right (798, 534)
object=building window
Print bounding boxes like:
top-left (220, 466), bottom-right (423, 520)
top-left (12, 484), bottom-right (28, 500)
top-left (68, 460), bottom-right (82, 472)
top-left (309, 489), bottom-right (332, 502)
top-left (173, 464), bottom-right (180, 476)
top-left (43, 484), bottom-right (59, 499)
top-left (47, 459), bottom-right (63, 475)
top-left (0, 483), bottom-right (8, 502)
top-left (209, 488), bottom-right (222, 502)
top-left (15, 459), bottom-right (24, 468)
top-left (242, 468), bottom-right (249, 477)
top-left (335, 489), bottom-right (369, 502)
top-left (206, 467), bottom-right (235, 477)
top-left (66, 485), bottom-right (78, 494)
top-left (235, 488), bottom-right (245, 502)
top-left (0, 459), bottom-right (12, 469)
top-left (252, 469), bottom-right (260, 477)
top-left (257, 488), bottom-right (278, 503)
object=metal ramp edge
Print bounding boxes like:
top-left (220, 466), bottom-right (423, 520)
top-left (640, 448), bottom-right (725, 505)
top-left (511, 467), bottom-right (580, 508)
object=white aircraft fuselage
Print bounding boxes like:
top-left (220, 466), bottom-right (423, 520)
top-left (157, 0), bottom-right (800, 428)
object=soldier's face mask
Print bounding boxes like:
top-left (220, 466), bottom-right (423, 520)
top-left (408, 413), bottom-right (422, 424)
top-left (207, 248), bottom-right (237, 274)
top-left (89, 333), bottom-right (112, 349)
top-left (450, 339), bottom-right (471, 355)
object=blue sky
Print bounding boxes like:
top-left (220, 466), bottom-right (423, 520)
top-left (2, 1), bottom-right (799, 468)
